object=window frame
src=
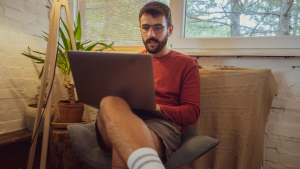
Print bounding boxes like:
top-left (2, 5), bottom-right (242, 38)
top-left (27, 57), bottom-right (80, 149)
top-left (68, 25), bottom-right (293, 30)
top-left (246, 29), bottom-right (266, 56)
top-left (169, 0), bottom-right (300, 56)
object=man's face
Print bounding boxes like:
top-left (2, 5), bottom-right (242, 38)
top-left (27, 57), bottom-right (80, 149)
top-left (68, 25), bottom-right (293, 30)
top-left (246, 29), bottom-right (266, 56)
top-left (140, 13), bottom-right (172, 54)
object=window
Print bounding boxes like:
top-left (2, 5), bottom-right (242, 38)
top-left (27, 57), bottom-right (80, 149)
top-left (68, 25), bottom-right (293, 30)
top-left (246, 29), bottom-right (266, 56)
top-left (169, 0), bottom-right (300, 56)
top-left (78, 0), bottom-right (169, 46)
top-left (185, 0), bottom-right (300, 38)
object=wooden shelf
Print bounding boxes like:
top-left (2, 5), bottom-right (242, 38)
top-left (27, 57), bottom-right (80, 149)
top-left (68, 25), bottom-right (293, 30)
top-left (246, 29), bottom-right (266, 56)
top-left (0, 128), bottom-right (45, 169)
top-left (0, 128), bottom-right (42, 147)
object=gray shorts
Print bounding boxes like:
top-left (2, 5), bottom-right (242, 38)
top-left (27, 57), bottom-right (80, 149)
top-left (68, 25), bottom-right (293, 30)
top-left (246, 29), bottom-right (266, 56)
top-left (95, 112), bottom-right (182, 162)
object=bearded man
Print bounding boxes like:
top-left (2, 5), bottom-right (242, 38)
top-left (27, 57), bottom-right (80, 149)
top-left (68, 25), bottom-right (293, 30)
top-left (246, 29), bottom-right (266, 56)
top-left (95, 2), bottom-right (200, 169)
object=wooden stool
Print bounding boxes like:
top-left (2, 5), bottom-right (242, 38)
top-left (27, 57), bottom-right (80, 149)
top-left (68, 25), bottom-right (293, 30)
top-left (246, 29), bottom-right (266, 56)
top-left (49, 127), bottom-right (93, 169)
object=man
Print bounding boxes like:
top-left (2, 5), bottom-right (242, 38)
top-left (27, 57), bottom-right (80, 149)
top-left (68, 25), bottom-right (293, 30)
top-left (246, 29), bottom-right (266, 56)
top-left (95, 2), bottom-right (200, 169)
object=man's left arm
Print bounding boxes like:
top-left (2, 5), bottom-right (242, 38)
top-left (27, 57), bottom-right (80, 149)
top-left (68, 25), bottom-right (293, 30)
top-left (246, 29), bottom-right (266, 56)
top-left (158, 60), bottom-right (200, 125)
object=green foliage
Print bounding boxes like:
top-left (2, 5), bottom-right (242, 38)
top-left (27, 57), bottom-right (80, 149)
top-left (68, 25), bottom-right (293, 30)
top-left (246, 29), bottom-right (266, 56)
top-left (21, 11), bottom-right (114, 79)
top-left (185, 0), bottom-right (300, 38)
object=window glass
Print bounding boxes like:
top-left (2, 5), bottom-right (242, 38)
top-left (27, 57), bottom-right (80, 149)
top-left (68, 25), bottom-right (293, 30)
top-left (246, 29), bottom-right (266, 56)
top-left (78, 0), bottom-right (169, 46)
top-left (185, 0), bottom-right (300, 38)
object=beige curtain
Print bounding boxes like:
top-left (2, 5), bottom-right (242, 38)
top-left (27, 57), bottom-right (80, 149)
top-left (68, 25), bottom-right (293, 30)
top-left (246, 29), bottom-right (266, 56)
top-left (78, 0), bottom-right (169, 46)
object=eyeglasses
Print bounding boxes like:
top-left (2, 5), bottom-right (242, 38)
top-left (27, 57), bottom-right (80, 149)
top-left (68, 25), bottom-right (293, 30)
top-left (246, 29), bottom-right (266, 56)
top-left (139, 25), bottom-right (165, 33)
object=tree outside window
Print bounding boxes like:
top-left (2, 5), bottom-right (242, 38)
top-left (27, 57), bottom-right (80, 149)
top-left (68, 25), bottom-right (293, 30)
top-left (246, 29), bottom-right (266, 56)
top-left (185, 0), bottom-right (299, 38)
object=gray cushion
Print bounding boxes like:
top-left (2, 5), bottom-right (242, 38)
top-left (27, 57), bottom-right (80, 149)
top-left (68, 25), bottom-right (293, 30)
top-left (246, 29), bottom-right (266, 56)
top-left (67, 123), bottom-right (112, 169)
top-left (165, 125), bottom-right (219, 169)
top-left (67, 123), bottom-right (219, 169)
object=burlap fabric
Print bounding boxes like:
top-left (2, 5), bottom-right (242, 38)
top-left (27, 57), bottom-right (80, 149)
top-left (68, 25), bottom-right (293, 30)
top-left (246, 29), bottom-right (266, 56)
top-left (183, 67), bottom-right (278, 169)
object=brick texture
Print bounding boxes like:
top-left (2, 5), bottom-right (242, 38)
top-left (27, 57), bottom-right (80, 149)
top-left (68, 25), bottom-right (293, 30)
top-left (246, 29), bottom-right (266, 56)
top-left (0, 0), bottom-right (53, 134)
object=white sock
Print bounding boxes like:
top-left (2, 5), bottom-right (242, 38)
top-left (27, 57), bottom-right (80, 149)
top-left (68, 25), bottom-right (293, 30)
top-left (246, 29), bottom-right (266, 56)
top-left (127, 147), bottom-right (165, 169)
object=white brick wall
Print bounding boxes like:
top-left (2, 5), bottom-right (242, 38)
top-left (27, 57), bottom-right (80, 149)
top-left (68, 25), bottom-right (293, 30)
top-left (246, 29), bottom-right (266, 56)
top-left (0, 0), bottom-right (54, 134)
top-left (197, 56), bottom-right (300, 169)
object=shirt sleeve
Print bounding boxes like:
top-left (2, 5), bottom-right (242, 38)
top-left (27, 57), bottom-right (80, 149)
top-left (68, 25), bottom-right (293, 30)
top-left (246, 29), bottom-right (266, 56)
top-left (159, 60), bottom-right (200, 125)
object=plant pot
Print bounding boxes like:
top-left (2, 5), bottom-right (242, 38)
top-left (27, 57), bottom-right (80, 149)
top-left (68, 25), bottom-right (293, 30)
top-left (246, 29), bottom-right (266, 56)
top-left (24, 104), bottom-right (55, 132)
top-left (57, 100), bottom-right (84, 123)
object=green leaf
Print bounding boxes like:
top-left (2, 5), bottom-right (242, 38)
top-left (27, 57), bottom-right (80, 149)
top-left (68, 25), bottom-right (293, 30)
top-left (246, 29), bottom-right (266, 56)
top-left (31, 50), bottom-right (46, 55)
top-left (65, 53), bottom-right (71, 76)
top-left (40, 35), bottom-right (48, 42)
top-left (100, 42), bottom-right (115, 50)
top-left (59, 27), bottom-right (71, 50)
top-left (77, 40), bottom-right (92, 50)
top-left (95, 42), bottom-right (115, 52)
top-left (57, 47), bottom-right (64, 56)
top-left (42, 31), bottom-right (49, 35)
top-left (95, 47), bottom-right (106, 52)
top-left (21, 11), bottom-right (115, 82)
top-left (75, 41), bottom-right (81, 50)
top-left (56, 54), bottom-right (64, 64)
top-left (39, 66), bottom-right (44, 79)
top-left (73, 24), bottom-right (79, 41)
top-left (84, 43), bottom-right (99, 51)
top-left (57, 64), bottom-right (67, 76)
top-left (60, 18), bottom-right (70, 39)
top-left (75, 11), bottom-right (82, 41)
top-left (81, 40), bottom-right (92, 46)
top-left (58, 42), bottom-right (65, 50)
top-left (21, 52), bottom-right (45, 62)
top-left (61, 52), bottom-right (69, 68)
top-left (67, 39), bottom-right (72, 50)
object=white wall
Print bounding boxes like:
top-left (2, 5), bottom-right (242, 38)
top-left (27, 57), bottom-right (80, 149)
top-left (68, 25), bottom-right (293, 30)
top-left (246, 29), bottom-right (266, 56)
top-left (0, 0), bottom-right (49, 133)
top-left (0, 0), bottom-right (71, 134)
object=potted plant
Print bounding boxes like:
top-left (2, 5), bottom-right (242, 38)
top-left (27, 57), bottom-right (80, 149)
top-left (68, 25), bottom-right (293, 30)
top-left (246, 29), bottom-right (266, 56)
top-left (22, 11), bottom-right (114, 123)
top-left (24, 83), bottom-right (56, 132)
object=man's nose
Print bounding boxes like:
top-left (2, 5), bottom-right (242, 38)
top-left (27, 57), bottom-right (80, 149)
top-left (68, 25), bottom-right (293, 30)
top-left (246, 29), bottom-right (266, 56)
top-left (147, 27), bottom-right (155, 37)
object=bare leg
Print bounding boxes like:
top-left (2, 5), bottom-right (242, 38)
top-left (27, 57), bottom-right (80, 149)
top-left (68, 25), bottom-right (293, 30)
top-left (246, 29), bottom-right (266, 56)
top-left (109, 131), bottom-right (166, 169)
top-left (111, 147), bottom-right (128, 169)
top-left (96, 96), bottom-right (166, 168)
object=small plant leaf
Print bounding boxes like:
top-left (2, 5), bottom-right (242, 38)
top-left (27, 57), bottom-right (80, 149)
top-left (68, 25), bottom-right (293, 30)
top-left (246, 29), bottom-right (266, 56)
top-left (60, 18), bottom-right (71, 39)
top-left (39, 66), bottom-right (44, 79)
top-left (21, 52), bottom-right (45, 62)
top-left (95, 42), bottom-right (115, 51)
top-left (59, 27), bottom-right (71, 50)
top-left (75, 11), bottom-right (82, 41)
top-left (31, 50), bottom-right (46, 55)
top-left (85, 43), bottom-right (99, 51)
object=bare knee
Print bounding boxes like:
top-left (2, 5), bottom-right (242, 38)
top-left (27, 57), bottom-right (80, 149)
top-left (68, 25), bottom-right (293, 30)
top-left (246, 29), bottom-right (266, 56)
top-left (98, 96), bottom-right (131, 121)
top-left (100, 96), bottom-right (126, 107)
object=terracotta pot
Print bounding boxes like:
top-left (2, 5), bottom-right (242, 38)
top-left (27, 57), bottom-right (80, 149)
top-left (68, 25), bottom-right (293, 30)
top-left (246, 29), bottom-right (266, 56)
top-left (57, 100), bottom-right (84, 123)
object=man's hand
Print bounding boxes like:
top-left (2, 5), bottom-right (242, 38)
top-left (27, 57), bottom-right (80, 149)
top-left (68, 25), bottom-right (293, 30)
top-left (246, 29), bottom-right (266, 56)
top-left (156, 104), bottom-right (163, 114)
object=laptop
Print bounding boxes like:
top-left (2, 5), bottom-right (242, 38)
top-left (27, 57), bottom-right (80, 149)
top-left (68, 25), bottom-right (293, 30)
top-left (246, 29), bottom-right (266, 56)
top-left (68, 51), bottom-right (167, 120)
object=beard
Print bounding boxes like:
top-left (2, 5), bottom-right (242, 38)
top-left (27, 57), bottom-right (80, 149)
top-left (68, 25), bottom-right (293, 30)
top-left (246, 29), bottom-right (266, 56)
top-left (143, 35), bottom-right (168, 54)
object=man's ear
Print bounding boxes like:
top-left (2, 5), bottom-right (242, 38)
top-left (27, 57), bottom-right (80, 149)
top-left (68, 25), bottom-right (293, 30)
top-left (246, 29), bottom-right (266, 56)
top-left (168, 25), bottom-right (173, 37)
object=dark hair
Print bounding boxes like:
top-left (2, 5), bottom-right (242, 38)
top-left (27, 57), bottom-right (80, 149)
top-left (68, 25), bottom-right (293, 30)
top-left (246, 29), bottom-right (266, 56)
top-left (139, 2), bottom-right (172, 27)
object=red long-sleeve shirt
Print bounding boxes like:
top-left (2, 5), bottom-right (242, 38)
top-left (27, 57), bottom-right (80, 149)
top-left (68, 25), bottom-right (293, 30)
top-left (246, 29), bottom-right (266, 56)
top-left (139, 50), bottom-right (200, 134)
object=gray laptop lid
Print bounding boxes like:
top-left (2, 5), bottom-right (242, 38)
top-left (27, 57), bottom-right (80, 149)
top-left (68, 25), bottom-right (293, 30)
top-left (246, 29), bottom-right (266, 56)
top-left (67, 51), bottom-right (156, 111)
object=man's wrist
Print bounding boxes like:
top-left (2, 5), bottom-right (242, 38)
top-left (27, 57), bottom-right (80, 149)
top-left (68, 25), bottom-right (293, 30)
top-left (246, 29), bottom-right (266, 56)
top-left (156, 105), bottom-right (164, 114)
